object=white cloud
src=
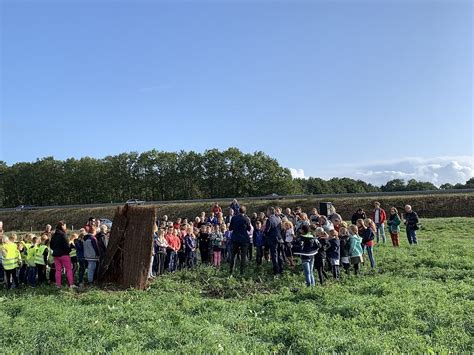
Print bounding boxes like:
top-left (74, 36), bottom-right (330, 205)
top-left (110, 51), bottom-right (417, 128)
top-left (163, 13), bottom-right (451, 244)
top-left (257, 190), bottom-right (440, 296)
top-left (289, 168), bottom-right (306, 179)
top-left (347, 156), bottom-right (474, 186)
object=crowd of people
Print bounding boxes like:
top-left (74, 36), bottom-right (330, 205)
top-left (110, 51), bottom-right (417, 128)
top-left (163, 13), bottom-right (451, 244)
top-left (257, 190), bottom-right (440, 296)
top-left (0, 199), bottom-right (420, 289)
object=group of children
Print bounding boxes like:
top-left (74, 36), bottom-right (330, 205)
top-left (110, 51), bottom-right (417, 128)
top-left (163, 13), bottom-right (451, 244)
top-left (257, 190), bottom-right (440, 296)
top-left (0, 221), bottom-right (109, 290)
top-left (1, 201), bottom-right (410, 289)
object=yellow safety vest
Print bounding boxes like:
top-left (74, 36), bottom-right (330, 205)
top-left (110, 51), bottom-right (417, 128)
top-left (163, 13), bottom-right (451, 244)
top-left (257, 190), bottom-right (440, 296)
top-left (34, 245), bottom-right (48, 266)
top-left (69, 243), bottom-right (77, 258)
top-left (3, 243), bottom-right (20, 270)
top-left (26, 244), bottom-right (38, 267)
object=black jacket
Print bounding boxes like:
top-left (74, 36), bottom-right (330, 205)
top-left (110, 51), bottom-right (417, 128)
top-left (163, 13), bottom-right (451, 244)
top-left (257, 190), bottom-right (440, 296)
top-left (339, 235), bottom-right (350, 258)
top-left (229, 214), bottom-right (252, 244)
top-left (351, 211), bottom-right (366, 225)
top-left (405, 211), bottom-right (419, 229)
top-left (50, 229), bottom-right (71, 257)
top-left (264, 215), bottom-right (283, 245)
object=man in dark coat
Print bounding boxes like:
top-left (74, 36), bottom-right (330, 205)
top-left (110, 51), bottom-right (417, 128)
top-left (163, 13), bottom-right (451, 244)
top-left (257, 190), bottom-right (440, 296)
top-left (229, 206), bottom-right (252, 275)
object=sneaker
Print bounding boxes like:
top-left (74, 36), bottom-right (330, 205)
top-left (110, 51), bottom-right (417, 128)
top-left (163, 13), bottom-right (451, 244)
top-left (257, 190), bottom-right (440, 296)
top-left (69, 285), bottom-right (78, 289)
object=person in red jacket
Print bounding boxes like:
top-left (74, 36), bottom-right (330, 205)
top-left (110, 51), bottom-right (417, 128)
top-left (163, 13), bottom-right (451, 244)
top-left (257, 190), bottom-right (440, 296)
top-left (372, 201), bottom-right (387, 244)
top-left (165, 228), bottom-right (181, 272)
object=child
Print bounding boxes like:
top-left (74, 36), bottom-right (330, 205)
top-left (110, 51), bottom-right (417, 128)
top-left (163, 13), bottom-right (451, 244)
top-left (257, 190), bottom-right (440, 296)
top-left (184, 226), bottom-right (197, 268)
top-left (197, 225), bottom-right (210, 264)
top-left (313, 226), bottom-right (329, 285)
top-left (2, 235), bottom-right (21, 289)
top-left (387, 207), bottom-right (401, 247)
top-left (293, 224), bottom-right (320, 287)
top-left (84, 227), bottom-right (100, 284)
top-left (327, 230), bottom-right (340, 279)
top-left (27, 235), bottom-right (39, 287)
top-left (348, 225), bottom-right (363, 275)
top-left (69, 234), bottom-right (78, 276)
top-left (75, 232), bottom-right (86, 286)
top-left (210, 225), bottom-right (224, 268)
top-left (177, 226), bottom-right (187, 270)
top-left (165, 228), bottom-right (181, 272)
top-left (358, 219), bottom-right (376, 269)
top-left (283, 221), bottom-right (295, 267)
top-left (253, 221), bottom-right (265, 266)
top-left (220, 224), bottom-right (227, 260)
top-left (338, 226), bottom-right (351, 275)
top-left (224, 225), bottom-right (233, 263)
top-left (156, 229), bottom-right (169, 275)
top-left (35, 235), bottom-right (49, 285)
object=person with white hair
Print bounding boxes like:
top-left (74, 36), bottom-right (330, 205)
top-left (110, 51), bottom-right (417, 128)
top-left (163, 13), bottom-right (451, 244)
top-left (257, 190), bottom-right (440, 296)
top-left (404, 205), bottom-right (419, 245)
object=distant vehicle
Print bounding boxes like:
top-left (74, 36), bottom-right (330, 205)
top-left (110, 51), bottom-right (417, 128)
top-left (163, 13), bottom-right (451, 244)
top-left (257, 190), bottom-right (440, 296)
top-left (125, 199), bottom-right (145, 205)
top-left (266, 193), bottom-right (281, 199)
top-left (100, 218), bottom-right (113, 229)
top-left (15, 205), bottom-right (36, 211)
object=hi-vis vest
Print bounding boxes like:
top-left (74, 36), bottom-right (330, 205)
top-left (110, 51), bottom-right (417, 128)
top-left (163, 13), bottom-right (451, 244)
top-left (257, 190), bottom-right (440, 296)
top-left (69, 243), bottom-right (77, 258)
top-left (3, 243), bottom-right (20, 270)
top-left (47, 247), bottom-right (54, 264)
top-left (34, 245), bottom-right (48, 265)
top-left (26, 244), bottom-right (37, 267)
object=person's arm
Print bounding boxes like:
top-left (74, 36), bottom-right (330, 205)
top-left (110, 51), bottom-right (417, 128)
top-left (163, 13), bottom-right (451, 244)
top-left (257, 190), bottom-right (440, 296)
top-left (91, 238), bottom-right (100, 257)
top-left (229, 219), bottom-right (235, 232)
top-left (264, 219), bottom-right (271, 234)
top-left (43, 248), bottom-right (48, 265)
top-left (176, 238), bottom-right (181, 252)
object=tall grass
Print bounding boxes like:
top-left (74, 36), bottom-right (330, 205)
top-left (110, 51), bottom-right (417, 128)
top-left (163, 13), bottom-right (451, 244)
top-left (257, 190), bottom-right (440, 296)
top-left (0, 217), bottom-right (473, 353)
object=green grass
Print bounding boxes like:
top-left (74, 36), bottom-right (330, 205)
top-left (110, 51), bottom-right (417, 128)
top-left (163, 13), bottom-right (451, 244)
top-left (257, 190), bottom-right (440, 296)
top-left (1, 217), bottom-right (473, 353)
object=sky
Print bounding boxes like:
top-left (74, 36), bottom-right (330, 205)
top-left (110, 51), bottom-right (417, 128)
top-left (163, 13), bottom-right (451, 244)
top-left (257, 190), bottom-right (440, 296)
top-left (1, 0), bottom-right (473, 186)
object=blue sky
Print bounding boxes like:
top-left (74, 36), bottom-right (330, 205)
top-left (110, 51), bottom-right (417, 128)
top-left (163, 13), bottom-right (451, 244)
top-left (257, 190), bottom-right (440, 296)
top-left (1, 0), bottom-right (472, 185)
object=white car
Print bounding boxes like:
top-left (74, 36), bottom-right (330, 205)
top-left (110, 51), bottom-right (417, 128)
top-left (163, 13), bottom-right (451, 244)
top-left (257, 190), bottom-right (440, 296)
top-left (125, 199), bottom-right (145, 205)
top-left (100, 218), bottom-right (113, 229)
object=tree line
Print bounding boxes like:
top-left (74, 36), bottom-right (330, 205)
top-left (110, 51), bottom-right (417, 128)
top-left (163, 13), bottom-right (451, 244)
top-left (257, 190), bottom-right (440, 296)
top-left (0, 148), bottom-right (472, 208)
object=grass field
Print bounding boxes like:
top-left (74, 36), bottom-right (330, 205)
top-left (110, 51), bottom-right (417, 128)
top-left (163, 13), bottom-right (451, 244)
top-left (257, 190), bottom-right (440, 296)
top-left (1, 217), bottom-right (473, 353)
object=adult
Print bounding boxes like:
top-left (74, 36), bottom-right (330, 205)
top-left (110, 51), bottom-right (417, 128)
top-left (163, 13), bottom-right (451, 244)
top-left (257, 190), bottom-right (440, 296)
top-left (229, 206), bottom-right (252, 275)
top-left (404, 205), bottom-right (419, 245)
top-left (328, 206), bottom-right (342, 224)
top-left (225, 208), bottom-right (234, 224)
top-left (351, 208), bottom-right (366, 225)
top-left (264, 207), bottom-right (284, 275)
top-left (372, 201), bottom-right (387, 244)
top-left (84, 227), bottom-right (100, 283)
top-left (83, 217), bottom-right (95, 234)
top-left (50, 221), bottom-right (75, 288)
top-left (229, 199), bottom-right (240, 215)
top-left (318, 215), bottom-right (335, 233)
top-left (96, 225), bottom-right (108, 272)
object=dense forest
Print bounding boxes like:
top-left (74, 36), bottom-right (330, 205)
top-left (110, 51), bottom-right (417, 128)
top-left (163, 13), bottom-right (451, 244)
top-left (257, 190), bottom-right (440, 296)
top-left (0, 148), bottom-right (472, 207)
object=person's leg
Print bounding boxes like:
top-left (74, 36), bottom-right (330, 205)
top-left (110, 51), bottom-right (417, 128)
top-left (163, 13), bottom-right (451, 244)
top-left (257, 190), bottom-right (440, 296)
top-left (302, 259), bottom-right (311, 286)
top-left (61, 256), bottom-right (74, 286)
top-left (78, 259), bottom-right (85, 284)
top-left (240, 243), bottom-right (248, 275)
top-left (406, 228), bottom-right (413, 245)
top-left (376, 224), bottom-right (381, 244)
top-left (5, 269), bottom-right (13, 289)
top-left (217, 251), bottom-right (222, 267)
top-left (256, 246), bottom-right (263, 266)
top-left (380, 224), bottom-right (386, 244)
top-left (28, 267), bottom-right (36, 287)
top-left (309, 257), bottom-right (315, 286)
top-left (354, 263), bottom-right (359, 275)
top-left (367, 246), bottom-right (376, 268)
top-left (87, 261), bottom-right (97, 283)
top-left (343, 263), bottom-right (350, 275)
top-left (269, 244), bottom-right (278, 274)
top-left (230, 243), bottom-right (239, 274)
top-left (277, 244), bottom-right (284, 274)
top-left (412, 229), bottom-right (418, 244)
top-left (317, 266), bottom-right (324, 285)
top-left (54, 257), bottom-right (63, 288)
top-left (395, 234), bottom-right (400, 247)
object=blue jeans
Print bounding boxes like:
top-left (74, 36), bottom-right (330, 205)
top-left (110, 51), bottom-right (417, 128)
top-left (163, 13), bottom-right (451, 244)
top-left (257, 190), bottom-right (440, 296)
top-left (302, 257), bottom-right (315, 287)
top-left (27, 266), bottom-right (37, 287)
top-left (406, 228), bottom-right (418, 245)
top-left (364, 246), bottom-right (376, 268)
top-left (376, 223), bottom-right (386, 244)
top-left (87, 260), bottom-right (97, 283)
top-left (168, 251), bottom-right (177, 272)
